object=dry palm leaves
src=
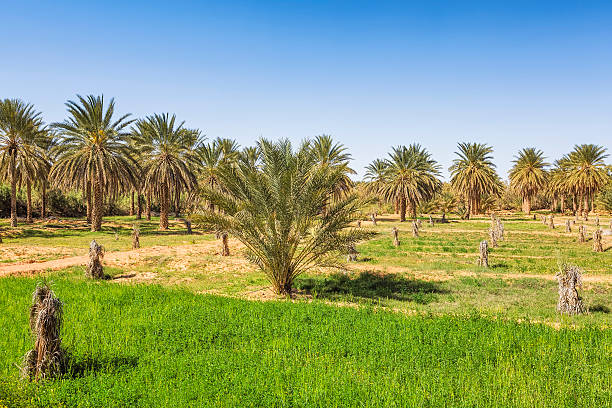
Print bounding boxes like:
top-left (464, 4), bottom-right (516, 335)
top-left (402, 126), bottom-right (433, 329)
top-left (555, 263), bottom-right (586, 315)
top-left (21, 283), bottom-right (66, 380)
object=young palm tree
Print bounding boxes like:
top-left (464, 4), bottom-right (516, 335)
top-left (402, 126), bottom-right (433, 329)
top-left (239, 146), bottom-right (260, 170)
top-left (434, 185), bottom-right (458, 222)
top-left (197, 139), bottom-right (371, 295)
top-left (381, 144), bottom-right (441, 221)
top-left (0, 99), bottom-right (46, 227)
top-left (132, 113), bottom-right (199, 230)
top-left (508, 148), bottom-right (548, 214)
top-left (565, 144), bottom-right (608, 214)
top-left (449, 143), bottom-right (502, 217)
top-left (196, 138), bottom-right (239, 211)
top-left (51, 95), bottom-right (136, 231)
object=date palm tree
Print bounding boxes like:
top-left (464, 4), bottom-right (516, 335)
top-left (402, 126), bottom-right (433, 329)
top-left (196, 138), bottom-right (239, 211)
top-left (565, 144), bottom-right (608, 214)
top-left (381, 144), bottom-right (441, 221)
top-left (132, 113), bottom-right (199, 230)
top-left (0, 99), bottom-right (46, 226)
top-left (197, 139), bottom-right (371, 295)
top-left (509, 148), bottom-right (548, 214)
top-left (449, 143), bottom-right (502, 218)
top-left (51, 95), bottom-right (136, 231)
top-left (311, 135), bottom-right (355, 200)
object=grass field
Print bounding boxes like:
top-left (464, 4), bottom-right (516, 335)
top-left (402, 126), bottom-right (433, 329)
top-left (1, 276), bottom-right (610, 408)
top-left (0, 213), bottom-right (610, 406)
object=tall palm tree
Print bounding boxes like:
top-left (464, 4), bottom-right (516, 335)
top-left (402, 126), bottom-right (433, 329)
top-left (381, 144), bottom-right (441, 221)
top-left (196, 138), bottom-right (239, 211)
top-left (51, 95), bottom-right (136, 231)
top-left (449, 143), bottom-right (502, 218)
top-left (508, 148), bottom-right (548, 214)
top-left (132, 113), bottom-right (199, 230)
top-left (565, 144), bottom-right (609, 214)
top-left (0, 99), bottom-right (45, 227)
top-left (364, 159), bottom-right (388, 194)
top-left (197, 138), bottom-right (371, 295)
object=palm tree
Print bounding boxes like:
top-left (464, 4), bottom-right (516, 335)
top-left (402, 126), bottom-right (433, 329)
top-left (0, 99), bottom-right (45, 227)
top-left (508, 148), bottom-right (548, 214)
top-left (381, 144), bottom-right (441, 221)
top-left (449, 143), bottom-right (502, 218)
top-left (51, 95), bottom-right (136, 231)
top-left (132, 113), bottom-right (199, 230)
top-left (197, 139), bottom-right (371, 295)
top-left (196, 138), bottom-right (239, 211)
top-left (311, 135), bottom-right (355, 200)
top-left (434, 185), bottom-right (457, 222)
top-left (565, 144), bottom-right (609, 214)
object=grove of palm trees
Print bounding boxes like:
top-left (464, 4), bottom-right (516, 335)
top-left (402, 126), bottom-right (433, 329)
top-left (1, 94), bottom-right (610, 407)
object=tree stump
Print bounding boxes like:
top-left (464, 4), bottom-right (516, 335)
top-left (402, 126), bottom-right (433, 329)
top-left (565, 220), bottom-right (571, 233)
top-left (578, 225), bottom-right (586, 243)
top-left (478, 240), bottom-right (489, 268)
top-left (356, 220), bottom-right (361, 228)
top-left (541, 215), bottom-right (547, 225)
top-left (392, 227), bottom-right (400, 247)
top-left (429, 215), bottom-right (434, 227)
top-left (416, 219), bottom-right (422, 229)
top-left (488, 228), bottom-right (497, 248)
top-left (86, 240), bottom-right (104, 279)
top-left (595, 216), bottom-right (599, 227)
top-left (221, 232), bottom-right (230, 256)
top-left (132, 225), bottom-right (140, 249)
top-left (347, 244), bottom-right (358, 262)
top-left (371, 213), bottom-right (377, 226)
top-left (21, 283), bottom-right (66, 380)
top-left (593, 229), bottom-right (603, 252)
top-left (548, 215), bottom-right (554, 229)
top-left (184, 219), bottom-right (192, 234)
top-left (555, 263), bottom-right (586, 315)
top-left (411, 221), bottom-right (419, 237)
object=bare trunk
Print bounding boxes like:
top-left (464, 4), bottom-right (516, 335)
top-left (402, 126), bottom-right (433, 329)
top-left (175, 187), bottom-right (181, 217)
top-left (136, 191), bottom-right (142, 219)
top-left (91, 178), bottom-right (103, 232)
top-left (560, 194), bottom-right (565, 213)
top-left (41, 181), bottom-right (47, 219)
top-left (132, 226), bottom-right (140, 249)
top-left (86, 239), bottom-right (104, 278)
top-left (478, 240), bottom-right (489, 267)
top-left (522, 196), bottom-right (531, 214)
top-left (146, 188), bottom-right (152, 221)
top-left (86, 181), bottom-right (92, 224)
top-left (160, 183), bottom-right (169, 230)
top-left (399, 196), bottom-right (406, 222)
top-left (130, 191), bottom-right (135, 216)
top-left (593, 229), bottom-right (603, 252)
top-left (26, 181), bottom-right (33, 223)
top-left (392, 227), bottom-right (400, 246)
top-left (10, 154), bottom-right (17, 227)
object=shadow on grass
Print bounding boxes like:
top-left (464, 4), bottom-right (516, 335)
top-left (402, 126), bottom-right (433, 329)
top-left (66, 354), bottom-right (139, 378)
top-left (590, 304), bottom-right (610, 314)
top-left (296, 271), bottom-right (447, 304)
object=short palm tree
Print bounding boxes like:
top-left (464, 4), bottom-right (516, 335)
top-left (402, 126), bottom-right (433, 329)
top-left (197, 139), bottom-right (370, 295)
top-left (434, 185), bottom-right (457, 222)
top-left (51, 95), bottom-right (136, 231)
top-left (381, 144), bottom-right (441, 221)
top-left (565, 144), bottom-right (608, 213)
top-left (0, 99), bottom-right (46, 227)
top-left (449, 143), bottom-right (502, 217)
top-left (132, 114), bottom-right (199, 230)
top-left (508, 148), bottom-right (548, 214)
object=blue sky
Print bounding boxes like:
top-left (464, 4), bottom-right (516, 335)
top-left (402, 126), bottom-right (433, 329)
top-left (1, 1), bottom-right (611, 179)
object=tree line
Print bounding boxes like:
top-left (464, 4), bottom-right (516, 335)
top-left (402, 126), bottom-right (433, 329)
top-left (1, 94), bottom-right (610, 235)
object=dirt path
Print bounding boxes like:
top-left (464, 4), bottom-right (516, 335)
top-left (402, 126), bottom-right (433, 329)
top-left (0, 241), bottom-right (235, 277)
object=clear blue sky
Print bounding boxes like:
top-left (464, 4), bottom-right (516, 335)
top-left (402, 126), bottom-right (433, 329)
top-left (2, 1), bottom-right (611, 179)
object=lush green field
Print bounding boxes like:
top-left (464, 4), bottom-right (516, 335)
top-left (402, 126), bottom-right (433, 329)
top-left (1, 276), bottom-right (610, 408)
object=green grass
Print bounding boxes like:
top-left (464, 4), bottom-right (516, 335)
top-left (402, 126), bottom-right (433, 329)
top-left (1, 276), bottom-right (610, 408)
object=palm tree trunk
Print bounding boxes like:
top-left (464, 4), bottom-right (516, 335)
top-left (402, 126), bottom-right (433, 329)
top-left (9, 154), bottom-right (17, 227)
top-left (26, 181), bottom-right (33, 223)
top-left (146, 188), bottom-right (152, 221)
top-left (572, 195), bottom-right (576, 213)
top-left (160, 183), bottom-right (169, 230)
top-left (136, 191), bottom-right (142, 220)
top-left (86, 181), bottom-right (92, 224)
top-left (522, 196), bottom-right (531, 214)
top-left (560, 194), bottom-right (565, 213)
top-left (130, 191), bottom-right (135, 216)
top-left (91, 178), bottom-right (103, 232)
top-left (175, 186), bottom-right (180, 217)
top-left (399, 196), bottom-right (406, 222)
top-left (584, 196), bottom-right (589, 215)
top-left (41, 181), bottom-right (47, 219)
